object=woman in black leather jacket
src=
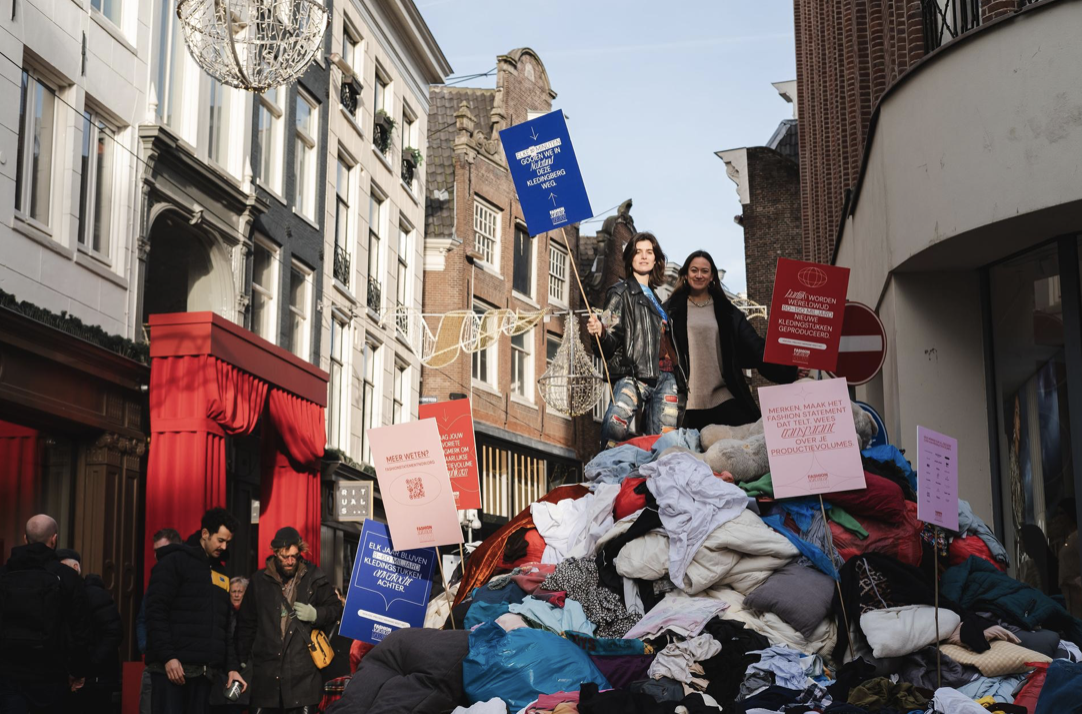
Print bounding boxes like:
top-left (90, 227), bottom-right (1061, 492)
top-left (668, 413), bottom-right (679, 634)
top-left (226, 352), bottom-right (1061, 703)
top-left (587, 232), bottom-right (687, 448)
top-left (664, 250), bottom-right (797, 429)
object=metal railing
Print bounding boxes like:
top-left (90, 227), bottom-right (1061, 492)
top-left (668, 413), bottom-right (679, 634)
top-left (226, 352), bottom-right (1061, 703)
top-left (367, 276), bottom-right (382, 312)
top-left (333, 243), bottom-right (350, 285)
top-left (373, 123), bottom-right (390, 154)
top-left (921, 0), bottom-right (981, 52)
top-left (396, 303), bottom-right (409, 334)
top-left (340, 80), bottom-right (359, 117)
top-left (401, 159), bottom-right (415, 187)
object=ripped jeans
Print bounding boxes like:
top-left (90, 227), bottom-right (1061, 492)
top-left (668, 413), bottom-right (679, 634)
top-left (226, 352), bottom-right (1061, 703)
top-left (600, 373), bottom-right (683, 448)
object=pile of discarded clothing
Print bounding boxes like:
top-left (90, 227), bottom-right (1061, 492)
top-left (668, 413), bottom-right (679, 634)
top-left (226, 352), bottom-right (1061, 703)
top-left (329, 411), bottom-right (1082, 714)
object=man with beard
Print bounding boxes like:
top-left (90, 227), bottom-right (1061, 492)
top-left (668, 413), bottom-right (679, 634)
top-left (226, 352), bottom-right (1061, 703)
top-left (236, 527), bottom-right (342, 714)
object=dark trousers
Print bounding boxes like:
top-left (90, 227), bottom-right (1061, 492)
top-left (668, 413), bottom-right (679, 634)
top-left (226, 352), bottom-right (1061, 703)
top-left (253, 707), bottom-right (314, 714)
top-left (0, 678), bottom-right (66, 714)
top-left (150, 672), bottom-right (212, 714)
top-left (682, 398), bottom-right (753, 431)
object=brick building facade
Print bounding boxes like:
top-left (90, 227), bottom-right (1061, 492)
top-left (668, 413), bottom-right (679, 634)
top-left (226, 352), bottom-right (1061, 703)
top-left (422, 48), bottom-right (600, 528)
top-left (794, 0), bottom-right (1037, 263)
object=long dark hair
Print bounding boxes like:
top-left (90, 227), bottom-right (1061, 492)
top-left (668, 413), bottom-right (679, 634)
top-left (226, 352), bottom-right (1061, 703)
top-left (622, 232), bottom-right (666, 289)
top-left (669, 250), bottom-right (728, 304)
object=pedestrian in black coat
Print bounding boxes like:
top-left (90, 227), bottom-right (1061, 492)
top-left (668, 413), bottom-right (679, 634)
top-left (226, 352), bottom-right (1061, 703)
top-left (0, 515), bottom-right (93, 713)
top-left (235, 527), bottom-right (342, 712)
top-left (144, 508), bottom-right (246, 714)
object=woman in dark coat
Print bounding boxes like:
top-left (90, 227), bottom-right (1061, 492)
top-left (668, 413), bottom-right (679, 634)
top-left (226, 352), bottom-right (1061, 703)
top-left (664, 250), bottom-right (797, 429)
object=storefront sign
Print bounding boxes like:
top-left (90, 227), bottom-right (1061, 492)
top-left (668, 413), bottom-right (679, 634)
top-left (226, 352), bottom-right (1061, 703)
top-left (367, 419), bottom-right (463, 550)
top-left (500, 110), bottom-right (593, 236)
top-left (340, 519), bottom-right (435, 645)
top-left (419, 398), bottom-right (482, 510)
top-left (764, 258), bottom-right (851, 371)
top-left (760, 377), bottom-right (866, 499)
top-left (917, 426), bottom-right (959, 531)
top-left (335, 480), bottom-right (374, 522)
top-left (829, 302), bottom-right (887, 386)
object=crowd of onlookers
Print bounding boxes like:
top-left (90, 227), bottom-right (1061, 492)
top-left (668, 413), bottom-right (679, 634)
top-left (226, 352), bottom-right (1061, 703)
top-left (0, 508), bottom-right (351, 714)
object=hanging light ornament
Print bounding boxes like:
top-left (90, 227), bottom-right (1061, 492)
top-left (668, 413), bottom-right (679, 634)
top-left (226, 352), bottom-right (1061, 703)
top-left (538, 317), bottom-right (605, 417)
top-left (177, 0), bottom-right (329, 93)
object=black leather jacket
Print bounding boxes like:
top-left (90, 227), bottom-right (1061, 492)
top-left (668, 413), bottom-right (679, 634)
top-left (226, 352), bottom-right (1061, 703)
top-left (593, 279), bottom-right (688, 391)
top-left (665, 290), bottom-right (798, 423)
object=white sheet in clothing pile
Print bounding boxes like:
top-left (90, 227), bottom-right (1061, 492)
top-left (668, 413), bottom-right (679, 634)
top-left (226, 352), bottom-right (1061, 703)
top-left (623, 592), bottom-right (728, 640)
top-left (614, 509), bottom-right (799, 594)
top-left (932, 687), bottom-right (990, 714)
top-left (642, 453), bottom-right (749, 588)
top-left (647, 634), bottom-right (722, 683)
top-left (702, 585), bottom-right (838, 659)
top-left (531, 482), bottom-right (621, 564)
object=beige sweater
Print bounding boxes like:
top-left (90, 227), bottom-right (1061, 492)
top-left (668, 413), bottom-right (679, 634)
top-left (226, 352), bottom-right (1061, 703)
top-left (686, 301), bottom-right (733, 410)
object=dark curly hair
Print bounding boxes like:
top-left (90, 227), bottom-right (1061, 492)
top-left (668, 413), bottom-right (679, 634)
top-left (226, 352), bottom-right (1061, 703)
top-left (201, 507), bottom-right (240, 537)
top-left (622, 232), bottom-right (666, 289)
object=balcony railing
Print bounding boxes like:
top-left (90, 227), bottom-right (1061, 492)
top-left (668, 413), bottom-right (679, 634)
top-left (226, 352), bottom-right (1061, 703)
top-left (340, 80), bottom-right (359, 117)
top-left (333, 243), bottom-right (350, 285)
top-left (401, 159), bottom-right (415, 187)
top-left (921, 0), bottom-right (982, 52)
top-left (367, 276), bottom-right (382, 312)
top-left (396, 304), bottom-right (409, 334)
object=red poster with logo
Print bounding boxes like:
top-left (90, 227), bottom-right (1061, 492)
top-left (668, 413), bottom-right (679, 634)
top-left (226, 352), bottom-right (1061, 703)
top-left (419, 399), bottom-right (482, 510)
top-left (763, 258), bottom-right (851, 372)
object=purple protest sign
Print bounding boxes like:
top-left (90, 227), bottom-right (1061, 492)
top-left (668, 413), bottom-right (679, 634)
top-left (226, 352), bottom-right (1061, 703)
top-left (916, 426), bottom-right (959, 531)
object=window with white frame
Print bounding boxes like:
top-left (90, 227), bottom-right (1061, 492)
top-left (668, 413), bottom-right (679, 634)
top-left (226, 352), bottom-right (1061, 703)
top-left (392, 363), bottom-right (407, 424)
top-left (511, 332), bottom-right (532, 400)
top-left (513, 225), bottom-right (533, 297)
top-left (472, 302), bottom-right (497, 387)
top-left (334, 156), bottom-right (352, 287)
top-left (251, 238), bottom-right (279, 342)
top-left (546, 333), bottom-right (560, 371)
top-left (155, 2), bottom-right (186, 130)
top-left (360, 339), bottom-right (380, 462)
top-left (396, 223), bottom-right (411, 334)
top-left (92, 0), bottom-right (122, 27)
top-left (328, 315), bottom-right (348, 449)
top-left (342, 23), bottom-right (361, 73)
top-left (256, 86), bottom-right (284, 194)
top-left (77, 110), bottom-right (115, 259)
top-left (15, 69), bottom-right (58, 229)
top-left (473, 199), bottom-right (500, 268)
top-left (287, 262), bottom-right (312, 359)
top-left (373, 70), bottom-right (389, 114)
top-left (294, 92), bottom-right (318, 220)
top-left (207, 78), bottom-right (229, 167)
top-left (548, 242), bottom-right (569, 304)
top-left (368, 190), bottom-right (384, 308)
top-left (592, 355), bottom-right (611, 422)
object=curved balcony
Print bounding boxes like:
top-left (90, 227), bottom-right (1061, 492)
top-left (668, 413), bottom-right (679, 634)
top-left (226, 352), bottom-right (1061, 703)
top-left (834, 0), bottom-right (1082, 305)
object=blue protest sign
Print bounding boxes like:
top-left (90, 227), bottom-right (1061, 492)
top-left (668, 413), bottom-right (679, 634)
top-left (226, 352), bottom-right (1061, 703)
top-left (340, 519), bottom-right (437, 644)
top-left (499, 110), bottom-right (593, 236)
top-left (854, 400), bottom-right (889, 449)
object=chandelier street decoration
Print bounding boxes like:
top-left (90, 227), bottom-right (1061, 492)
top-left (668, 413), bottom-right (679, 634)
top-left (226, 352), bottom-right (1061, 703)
top-left (538, 317), bottom-right (605, 417)
top-left (177, 0), bottom-right (329, 93)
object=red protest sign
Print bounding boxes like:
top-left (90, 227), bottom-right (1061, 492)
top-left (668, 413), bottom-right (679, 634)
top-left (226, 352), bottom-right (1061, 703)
top-left (763, 258), bottom-right (851, 372)
top-left (418, 399), bottom-right (482, 510)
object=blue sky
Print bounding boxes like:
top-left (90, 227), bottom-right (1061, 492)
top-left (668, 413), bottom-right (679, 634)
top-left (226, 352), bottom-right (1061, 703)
top-left (418, 0), bottom-right (798, 294)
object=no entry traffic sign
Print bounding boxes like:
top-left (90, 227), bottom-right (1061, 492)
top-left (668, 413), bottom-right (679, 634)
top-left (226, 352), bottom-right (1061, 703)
top-left (829, 301), bottom-right (887, 386)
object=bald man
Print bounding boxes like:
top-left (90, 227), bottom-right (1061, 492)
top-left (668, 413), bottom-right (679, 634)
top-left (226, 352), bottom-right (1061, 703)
top-left (0, 514), bottom-right (92, 713)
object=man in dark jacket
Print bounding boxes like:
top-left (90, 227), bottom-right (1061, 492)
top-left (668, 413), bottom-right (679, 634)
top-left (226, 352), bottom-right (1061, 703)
top-left (145, 508), bottom-right (246, 714)
top-left (236, 527), bottom-right (342, 714)
top-left (57, 548), bottom-right (123, 713)
top-left (0, 514), bottom-right (93, 713)
top-left (587, 232), bottom-right (688, 448)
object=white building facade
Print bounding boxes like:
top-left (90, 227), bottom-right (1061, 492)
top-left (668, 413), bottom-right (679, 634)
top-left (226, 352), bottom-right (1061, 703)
top-left (321, 0), bottom-right (450, 465)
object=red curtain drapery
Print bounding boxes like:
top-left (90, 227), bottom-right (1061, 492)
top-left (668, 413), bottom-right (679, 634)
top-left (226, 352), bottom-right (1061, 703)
top-left (259, 389), bottom-right (326, 566)
top-left (146, 356), bottom-right (268, 580)
top-left (0, 420), bottom-right (41, 561)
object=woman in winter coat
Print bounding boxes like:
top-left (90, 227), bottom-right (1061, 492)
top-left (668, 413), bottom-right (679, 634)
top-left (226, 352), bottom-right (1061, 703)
top-left (664, 250), bottom-right (797, 430)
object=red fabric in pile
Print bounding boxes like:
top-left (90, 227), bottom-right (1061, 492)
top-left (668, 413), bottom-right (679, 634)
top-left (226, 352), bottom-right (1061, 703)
top-left (619, 434), bottom-right (662, 452)
top-left (948, 534), bottom-right (1006, 571)
top-left (614, 477), bottom-right (648, 520)
top-left (830, 500), bottom-right (923, 566)
top-left (825, 473), bottom-right (907, 525)
top-left (1012, 661), bottom-right (1050, 714)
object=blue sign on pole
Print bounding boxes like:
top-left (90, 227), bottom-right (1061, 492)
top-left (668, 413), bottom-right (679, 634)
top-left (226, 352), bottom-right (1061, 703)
top-left (340, 519), bottom-right (436, 645)
top-left (499, 110), bottom-right (593, 236)
top-left (854, 400), bottom-right (890, 449)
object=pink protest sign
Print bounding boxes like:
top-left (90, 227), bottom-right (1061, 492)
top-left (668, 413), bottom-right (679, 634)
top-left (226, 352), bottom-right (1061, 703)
top-left (418, 399), bottom-right (481, 510)
top-left (367, 419), bottom-right (464, 551)
top-left (760, 378), bottom-right (866, 499)
top-left (916, 426), bottom-right (959, 531)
